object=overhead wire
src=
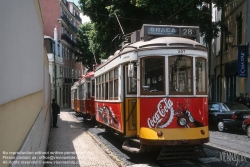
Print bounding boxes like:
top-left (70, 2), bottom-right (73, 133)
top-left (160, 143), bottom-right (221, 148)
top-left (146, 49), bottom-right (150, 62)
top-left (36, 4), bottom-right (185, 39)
top-left (166, 0), bottom-right (194, 20)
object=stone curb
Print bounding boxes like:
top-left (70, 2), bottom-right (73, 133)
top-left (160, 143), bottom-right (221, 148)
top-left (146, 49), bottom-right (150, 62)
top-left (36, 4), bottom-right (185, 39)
top-left (87, 131), bottom-right (127, 167)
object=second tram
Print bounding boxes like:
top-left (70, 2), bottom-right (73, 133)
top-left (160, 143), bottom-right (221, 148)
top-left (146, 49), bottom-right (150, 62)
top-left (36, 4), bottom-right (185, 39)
top-left (71, 71), bottom-right (95, 119)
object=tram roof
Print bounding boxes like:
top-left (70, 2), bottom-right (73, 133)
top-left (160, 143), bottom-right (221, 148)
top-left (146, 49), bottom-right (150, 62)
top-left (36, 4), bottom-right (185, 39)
top-left (122, 36), bottom-right (205, 52)
top-left (96, 36), bottom-right (207, 71)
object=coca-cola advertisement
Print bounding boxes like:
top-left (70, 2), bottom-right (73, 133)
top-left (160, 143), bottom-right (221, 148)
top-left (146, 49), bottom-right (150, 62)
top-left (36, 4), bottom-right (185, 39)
top-left (95, 102), bottom-right (122, 131)
top-left (141, 97), bottom-right (208, 128)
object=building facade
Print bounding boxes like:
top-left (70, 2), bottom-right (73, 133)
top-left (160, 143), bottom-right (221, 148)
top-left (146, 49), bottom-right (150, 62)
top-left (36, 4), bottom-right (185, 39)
top-left (215, 0), bottom-right (250, 102)
top-left (208, 3), bottom-right (221, 102)
top-left (44, 27), bottom-right (64, 106)
top-left (0, 1), bottom-right (51, 166)
top-left (41, 0), bottom-right (84, 108)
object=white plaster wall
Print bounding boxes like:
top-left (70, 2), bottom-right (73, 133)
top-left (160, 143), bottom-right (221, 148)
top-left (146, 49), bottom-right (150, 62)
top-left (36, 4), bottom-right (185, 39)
top-left (45, 63), bottom-right (51, 104)
top-left (0, 0), bottom-right (44, 105)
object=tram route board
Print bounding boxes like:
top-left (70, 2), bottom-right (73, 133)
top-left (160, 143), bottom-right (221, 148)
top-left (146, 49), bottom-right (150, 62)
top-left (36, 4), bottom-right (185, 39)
top-left (140, 24), bottom-right (200, 42)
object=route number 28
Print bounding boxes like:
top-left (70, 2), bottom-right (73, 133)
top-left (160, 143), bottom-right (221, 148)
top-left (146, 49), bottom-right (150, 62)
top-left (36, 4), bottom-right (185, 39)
top-left (182, 29), bottom-right (193, 35)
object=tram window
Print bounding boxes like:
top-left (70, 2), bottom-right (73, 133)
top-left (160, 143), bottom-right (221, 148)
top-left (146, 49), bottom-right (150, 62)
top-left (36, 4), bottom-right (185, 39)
top-left (92, 80), bottom-right (95, 96)
top-left (169, 55), bottom-right (193, 94)
top-left (141, 57), bottom-right (165, 94)
top-left (79, 84), bottom-right (84, 99)
top-left (102, 75), bottom-right (105, 100)
top-left (127, 66), bottom-right (137, 94)
top-left (105, 73), bottom-right (109, 100)
top-left (96, 77), bottom-right (98, 100)
top-left (87, 82), bottom-right (91, 99)
top-left (98, 76), bottom-right (101, 100)
top-left (109, 70), bottom-right (114, 99)
top-left (196, 58), bottom-right (207, 94)
top-left (105, 82), bottom-right (108, 100)
top-left (114, 68), bottom-right (119, 99)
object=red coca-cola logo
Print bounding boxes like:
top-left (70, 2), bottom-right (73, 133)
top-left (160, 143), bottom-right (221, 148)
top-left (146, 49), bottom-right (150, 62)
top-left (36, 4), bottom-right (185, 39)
top-left (147, 98), bottom-right (174, 128)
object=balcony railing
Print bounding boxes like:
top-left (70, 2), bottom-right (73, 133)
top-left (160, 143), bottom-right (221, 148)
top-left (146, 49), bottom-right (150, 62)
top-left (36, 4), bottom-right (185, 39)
top-left (61, 14), bottom-right (78, 33)
top-left (74, 14), bottom-right (82, 22)
top-left (61, 33), bottom-right (76, 47)
top-left (62, 0), bottom-right (68, 8)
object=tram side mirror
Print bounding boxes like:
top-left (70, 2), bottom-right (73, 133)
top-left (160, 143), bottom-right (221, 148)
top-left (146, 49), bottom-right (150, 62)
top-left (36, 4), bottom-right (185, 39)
top-left (128, 63), bottom-right (134, 78)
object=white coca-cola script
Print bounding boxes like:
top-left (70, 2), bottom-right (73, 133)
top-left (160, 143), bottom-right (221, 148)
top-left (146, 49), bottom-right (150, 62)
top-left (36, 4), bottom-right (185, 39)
top-left (147, 98), bottom-right (175, 128)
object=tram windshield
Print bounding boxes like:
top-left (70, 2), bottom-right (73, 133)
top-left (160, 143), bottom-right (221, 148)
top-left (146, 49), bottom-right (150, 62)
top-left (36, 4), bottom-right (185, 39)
top-left (140, 55), bottom-right (207, 95)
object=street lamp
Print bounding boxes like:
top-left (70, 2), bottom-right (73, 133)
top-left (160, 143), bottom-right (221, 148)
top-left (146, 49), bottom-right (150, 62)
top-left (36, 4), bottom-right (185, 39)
top-left (225, 32), bottom-right (238, 48)
top-left (225, 32), bottom-right (234, 45)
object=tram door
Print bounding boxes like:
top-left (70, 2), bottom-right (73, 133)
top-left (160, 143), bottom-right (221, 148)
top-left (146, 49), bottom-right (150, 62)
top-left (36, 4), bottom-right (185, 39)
top-left (125, 64), bottom-right (137, 136)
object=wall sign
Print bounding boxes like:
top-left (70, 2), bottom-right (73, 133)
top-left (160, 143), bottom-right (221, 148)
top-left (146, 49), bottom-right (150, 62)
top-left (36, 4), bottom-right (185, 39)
top-left (238, 45), bottom-right (248, 78)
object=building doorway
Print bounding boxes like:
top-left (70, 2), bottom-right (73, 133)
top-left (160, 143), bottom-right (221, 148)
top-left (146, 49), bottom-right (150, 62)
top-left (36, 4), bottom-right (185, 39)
top-left (226, 76), bottom-right (236, 102)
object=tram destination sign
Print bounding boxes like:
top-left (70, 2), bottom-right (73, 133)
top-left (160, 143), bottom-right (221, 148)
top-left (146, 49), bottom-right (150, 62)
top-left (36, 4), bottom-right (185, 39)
top-left (147, 26), bottom-right (179, 36)
top-left (140, 24), bottom-right (199, 41)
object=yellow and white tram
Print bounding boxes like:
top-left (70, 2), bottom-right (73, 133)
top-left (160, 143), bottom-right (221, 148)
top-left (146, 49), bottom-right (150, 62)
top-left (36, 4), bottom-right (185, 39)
top-left (73, 24), bottom-right (209, 158)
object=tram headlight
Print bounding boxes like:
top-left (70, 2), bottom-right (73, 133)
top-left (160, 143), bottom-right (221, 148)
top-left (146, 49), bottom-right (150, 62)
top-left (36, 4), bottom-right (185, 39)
top-left (178, 117), bottom-right (187, 126)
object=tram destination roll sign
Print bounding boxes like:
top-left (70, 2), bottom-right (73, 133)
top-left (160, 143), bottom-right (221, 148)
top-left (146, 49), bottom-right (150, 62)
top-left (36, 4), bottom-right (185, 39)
top-left (146, 26), bottom-right (197, 37)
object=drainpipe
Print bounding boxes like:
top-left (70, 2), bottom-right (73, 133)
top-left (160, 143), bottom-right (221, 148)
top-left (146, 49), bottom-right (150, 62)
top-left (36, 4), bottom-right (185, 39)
top-left (54, 26), bottom-right (58, 100)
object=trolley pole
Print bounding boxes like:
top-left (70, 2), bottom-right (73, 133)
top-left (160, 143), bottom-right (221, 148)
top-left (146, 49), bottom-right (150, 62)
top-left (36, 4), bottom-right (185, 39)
top-left (113, 12), bottom-right (124, 35)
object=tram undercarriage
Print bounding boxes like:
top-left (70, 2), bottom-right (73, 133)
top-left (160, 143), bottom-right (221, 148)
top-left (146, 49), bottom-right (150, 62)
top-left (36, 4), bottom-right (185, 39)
top-left (122, 138), bottom-right (208, 160)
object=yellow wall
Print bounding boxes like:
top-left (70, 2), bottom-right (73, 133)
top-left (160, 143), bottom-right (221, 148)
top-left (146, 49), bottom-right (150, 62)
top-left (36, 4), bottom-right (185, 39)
top-left (0, 92), bottom-right (43, 160)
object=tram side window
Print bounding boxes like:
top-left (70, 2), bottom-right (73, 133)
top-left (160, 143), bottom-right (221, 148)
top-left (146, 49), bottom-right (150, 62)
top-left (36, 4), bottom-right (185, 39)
top-left (74, 89), bottom-right (77, 103)
top-left (127, 66), bottom-right (137, 94)
top-left (141, 57), bottom-right (165, 94)
top-left (71, 90), bottom-right (74, 99)
top-left (79, 84), bottom-right (84, 99)
top-left (101, 75), bottom-right (105, 100)
top-left (109, 70), bottom-right (114, 99)
top-left (87, 82), bottom-right (91, 99)
top-left (196, 58), bottom-right (207, 94)
top-left (96, 77), bottom-right (99, 100)
top-left (169, 55), bottom-right (192, 94)
top-left (92, 79), bottom-right (95, 97)
top-left (114, 68), bottom-right (119, 99)
top-left (98, 76), bottom-right (102, 100)
top-left (105, 73), bottom-right (109, 100)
